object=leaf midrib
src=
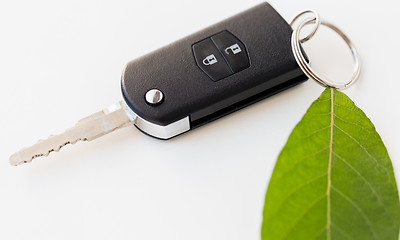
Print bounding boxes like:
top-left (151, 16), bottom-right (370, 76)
top-left (326, 88), bottom-right (334, 240)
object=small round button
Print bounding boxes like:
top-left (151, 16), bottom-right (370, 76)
top-left (145, 89), bottom-right (164, 105)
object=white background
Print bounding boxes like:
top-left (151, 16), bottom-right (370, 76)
top-left (1, 0), bottom-right (399, 239)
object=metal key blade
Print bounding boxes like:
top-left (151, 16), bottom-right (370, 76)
top-left (9, 101), bottom-right (136, 166)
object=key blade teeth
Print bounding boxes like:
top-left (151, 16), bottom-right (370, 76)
top-left (9, 101), bottom-right (135, 166)
top-left (9, 137), bottom-right (87, 166)
top-left (11, 138), bottom-right (93, 165)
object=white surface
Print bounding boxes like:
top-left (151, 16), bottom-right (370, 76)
top-left (1, 0), bottom-right (399, 239)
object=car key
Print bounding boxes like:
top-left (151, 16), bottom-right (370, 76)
top-left (10, 2), bottom-right (307, 166)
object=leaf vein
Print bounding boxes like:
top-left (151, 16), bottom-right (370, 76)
top-left (333, 103), bottom-right (361, 114)
top-left (291, 126), bottom-right (331, 143)
top-left (272, 173), bottom-right (328, 218)
top-left (332, 152), bottom-right (387, 211)
top-left (311, 226), bottom-right (327, 239)
top-left (275, 147), bottom-right (329, 182)
top-left (331, 222), bottom-right (352, 240)
top-left (316, 98), bottom-right (332, 103)
top-left (281, 194), bottom-right (326, 240)
top-left (333, 114), bottom-right (374, 133)
top-left (331, 186), bottom-right (378, 239)
top-left (309, 111), bottom-right (331, 116)
top-left (333, 124), bottom-right (381, 167)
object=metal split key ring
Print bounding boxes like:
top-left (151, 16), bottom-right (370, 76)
top-left (290, 11), bottom-right (361, 90)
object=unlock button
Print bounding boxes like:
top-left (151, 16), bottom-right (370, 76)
top-left (193, 39), bottom-right (232, 81)
top-left (211, 31), bottom-right (250, 73)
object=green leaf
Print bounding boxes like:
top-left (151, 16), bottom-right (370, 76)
top-left (261, 88), bottom-right (400, 240)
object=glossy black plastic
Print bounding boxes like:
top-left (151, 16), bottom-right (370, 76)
top-left (121, 2), bottom-right (307, 128)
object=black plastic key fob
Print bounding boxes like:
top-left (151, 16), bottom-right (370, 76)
top-left (121, 2), bottom-right (307, 139)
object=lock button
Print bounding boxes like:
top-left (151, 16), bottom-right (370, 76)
top-left (192, 31), bottom-right (250, 81)
top-left (192, 38), bottom-right (233, 81)
top-left (211, 31), bottom-right (250, 73)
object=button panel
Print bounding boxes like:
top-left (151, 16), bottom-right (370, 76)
top-left (192, 31), bottom-right (250, 81)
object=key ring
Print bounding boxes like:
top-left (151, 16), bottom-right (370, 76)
top-left (290, 11), bottom-right (361, 90)
top-left (290, 10), bottom-right (321, 43)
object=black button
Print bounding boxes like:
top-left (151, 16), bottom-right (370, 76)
top-left (192, 38), bottom-right (233, 81)
top-left (211, 31), bottom-right (250, 73)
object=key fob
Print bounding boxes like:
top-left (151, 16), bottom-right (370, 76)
top-left (121, 2), bottom-right (307, 139)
